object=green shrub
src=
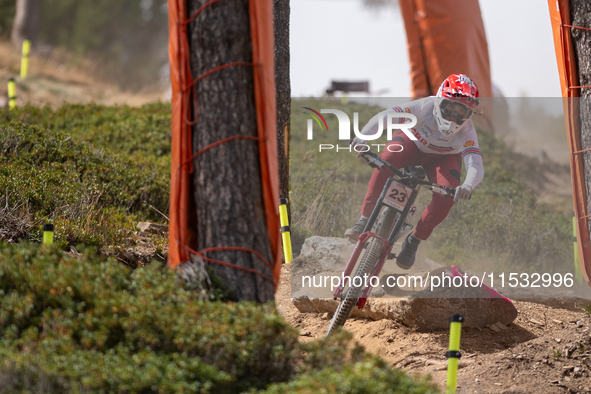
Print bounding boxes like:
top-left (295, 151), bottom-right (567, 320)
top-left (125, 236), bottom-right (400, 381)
top-left (0, 242), bottom-right (437, 393)
top-left (0, 242), bottom-right (297, 392)
top-left (257, 356), bottom-right (439, 394)
top-left (0, 120), bottom-right (168, 247)
top-left (2, 102), bottom-right (171, 161)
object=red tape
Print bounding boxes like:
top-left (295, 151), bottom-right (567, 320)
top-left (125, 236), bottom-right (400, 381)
top-left (185, 246), bottom-right (276, 285)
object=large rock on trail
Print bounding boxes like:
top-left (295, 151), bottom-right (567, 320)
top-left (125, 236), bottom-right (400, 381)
top-left (293, 294), bottom-right (517, 331)
top-left (290, 236), bottom-right (518, 331)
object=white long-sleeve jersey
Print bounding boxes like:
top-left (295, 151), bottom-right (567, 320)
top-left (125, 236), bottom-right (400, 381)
top-left (360, 97), bottom-right (484, 190)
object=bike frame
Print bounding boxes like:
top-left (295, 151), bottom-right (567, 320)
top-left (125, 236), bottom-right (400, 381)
top-left (333, 175), bottom-right (420, 308)
top-left (325, 151), bottom-right (457, 337)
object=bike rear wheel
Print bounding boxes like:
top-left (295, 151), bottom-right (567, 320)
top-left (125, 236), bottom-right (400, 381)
top-left (325, 208), bottom-right (397, 336)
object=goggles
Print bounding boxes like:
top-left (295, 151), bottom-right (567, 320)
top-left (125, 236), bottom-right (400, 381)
top-left (440, 99), bottom-right (474, 125)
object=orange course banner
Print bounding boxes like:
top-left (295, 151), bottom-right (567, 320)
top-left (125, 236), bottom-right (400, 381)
top-left (548, 0), bottom-right (591, 284)
top-left (167, 0), bottom-right (282, 289)
top-left (399, 0), bottom-right (493, 130)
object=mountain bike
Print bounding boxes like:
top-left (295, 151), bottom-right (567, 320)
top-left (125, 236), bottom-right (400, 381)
top-left (325, 150), bottom-right (456, 336)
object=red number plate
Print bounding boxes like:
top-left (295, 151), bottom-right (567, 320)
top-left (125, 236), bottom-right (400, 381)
top-left (383, 180), bottom-right (412, 211)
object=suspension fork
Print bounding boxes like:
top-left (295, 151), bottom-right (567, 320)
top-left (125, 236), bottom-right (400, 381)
top-left (354, 185), bottom-right (420, 308)
top-left (332, 231), bottom-right (392, 299)
top-left (334, 177), bottom-right (420, 305)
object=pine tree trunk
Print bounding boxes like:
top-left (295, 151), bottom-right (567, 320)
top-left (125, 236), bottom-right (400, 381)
top-left (570, 0), bottom-right (591, 235)
top-left (274, 0), bottom-right (291, 206)
top-left (186, 0), bottom-right (275, 302)
top-left (11, 0), bottom-right (39, 49)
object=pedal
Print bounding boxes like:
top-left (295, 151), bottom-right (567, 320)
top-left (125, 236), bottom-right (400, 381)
top-left (388, 252), bottom-right (396, 260)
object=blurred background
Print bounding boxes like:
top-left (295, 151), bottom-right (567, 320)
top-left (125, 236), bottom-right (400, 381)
top-left (0, 0), bottom-right (562, 98)
top-left (0, 0), bottom-right (169, 93)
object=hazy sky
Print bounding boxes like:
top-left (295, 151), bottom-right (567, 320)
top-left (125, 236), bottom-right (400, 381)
top-left (290, 0), bottom-right (561, 98)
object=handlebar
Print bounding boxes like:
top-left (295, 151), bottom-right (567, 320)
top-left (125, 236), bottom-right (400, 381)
top-left (359, 150), bottom-right (457, 198)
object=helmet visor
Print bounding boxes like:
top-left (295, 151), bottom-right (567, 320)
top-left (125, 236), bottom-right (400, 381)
top-left (440, 99), bottom-right (473, 125)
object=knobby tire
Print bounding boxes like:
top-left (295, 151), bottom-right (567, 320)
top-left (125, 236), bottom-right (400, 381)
top-left (325, 208), bottom-right (397, 336)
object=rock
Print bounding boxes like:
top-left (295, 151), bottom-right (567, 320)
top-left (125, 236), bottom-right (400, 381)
top-left (290, 237), bottom-right (518, 331)
top-left (136, 222), bottom-right (168, 234)
top-left (298, 236), bottom-right (355, 273)
top-left (399, 296), bottom-right (517, 331)
top-left (291, 296), bottom-right (317, 313)
top-left (321, 312), bottom-right (331, 320)
top-left (310, 298), bottom-right (338, 314)
top-left (491, 322), bottom-right (508, 331)
top-left (292, 294), bottom-right (518, 331)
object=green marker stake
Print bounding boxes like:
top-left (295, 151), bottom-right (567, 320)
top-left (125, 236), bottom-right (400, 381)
top-left (7, 78), bottom-right (16, 109)
top-left (43, 223), bottom-right (54, 245)
top-left (446, 314), bottom-right (463, 394)
top-left (20, 39), bottom-right (30, 80)
top-left (573, 213), bottom-right (582, 284)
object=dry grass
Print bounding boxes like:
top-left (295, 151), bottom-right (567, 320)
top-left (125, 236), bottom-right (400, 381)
top-left (290, 160), bottom-right (367, 254)
top-left (0, 193), bottom-right (39, 243)
top-left (0, 40), bottom-right (164, 108)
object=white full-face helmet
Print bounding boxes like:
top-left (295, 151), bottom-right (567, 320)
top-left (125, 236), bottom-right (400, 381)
top-left (433, 74), bottom-right (480, 136)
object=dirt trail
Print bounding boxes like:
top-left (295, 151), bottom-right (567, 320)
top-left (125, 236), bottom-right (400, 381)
top-left (277, 264), bottom-right (591, 393)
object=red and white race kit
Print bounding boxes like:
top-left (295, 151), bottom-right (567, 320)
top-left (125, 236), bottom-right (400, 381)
top-left (358, 96), bottom-right (485, 240)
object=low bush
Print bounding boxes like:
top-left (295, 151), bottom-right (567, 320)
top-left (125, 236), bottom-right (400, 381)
top-left (2, 102), bottom-right (171, 160)
top-left (258, 357), bottom-right (438, 394)
top-left (0, 243), bottom-right (437, 393)
top-left (0, 121), bottom-right (168, 247)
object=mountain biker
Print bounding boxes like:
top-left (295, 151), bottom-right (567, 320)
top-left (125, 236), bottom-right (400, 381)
top-left (345, 74), bottom-right (484, 269)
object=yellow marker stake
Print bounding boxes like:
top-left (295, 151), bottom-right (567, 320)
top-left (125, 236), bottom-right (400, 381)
top-left (279, 198), bottom-right (293, 263)
top-left (7, 78), bottom-right (16, 109)
top-left (573, 213), bottom-right (582, 284)
top-left (43, 223), bottom-right (54, 245)
top-left (20, 39), bottom-right (30, 80)
top-left (446, 314), bottom-right (463, 394)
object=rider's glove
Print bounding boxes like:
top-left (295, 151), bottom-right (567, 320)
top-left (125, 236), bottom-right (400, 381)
top-left (350, 136), bottom-right (369, 157)
top-left (454, 184), bottom-right (472, 202)
top-left (350, 135), bottom-right (368, 148)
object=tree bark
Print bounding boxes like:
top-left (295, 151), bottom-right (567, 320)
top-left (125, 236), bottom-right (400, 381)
top-left (570, 0), bottom-right (591, 235)
top-left (11, 0), bottom-right (39, 49)
top-left (274, 0), bottom-right (291, 207)
top-left (186, 0), bottom-right (275, 302)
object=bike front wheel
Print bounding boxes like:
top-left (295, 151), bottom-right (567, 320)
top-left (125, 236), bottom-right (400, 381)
top-left (325, 207), bottom-right (398, 336)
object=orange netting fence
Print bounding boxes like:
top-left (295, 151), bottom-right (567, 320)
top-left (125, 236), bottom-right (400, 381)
top-left (548, 0), bottom-right (591, 283)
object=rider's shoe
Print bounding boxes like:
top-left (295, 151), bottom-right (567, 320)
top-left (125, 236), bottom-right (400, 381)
top-left (344, 215), bottom-right (369, 242)
top-left (396, 232), bottom-right (421, 269)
